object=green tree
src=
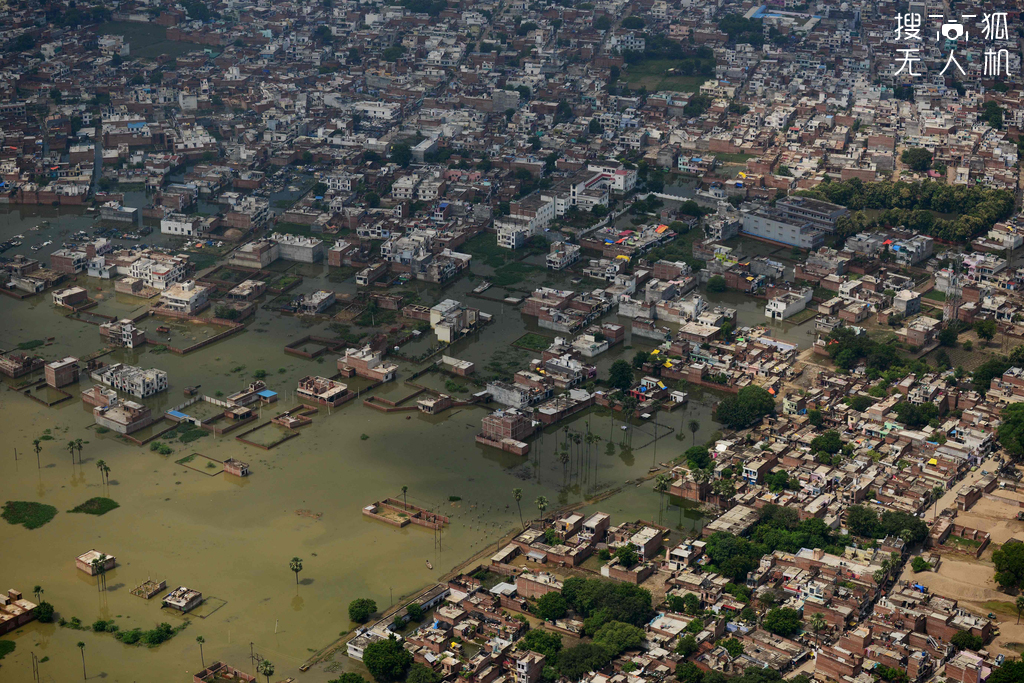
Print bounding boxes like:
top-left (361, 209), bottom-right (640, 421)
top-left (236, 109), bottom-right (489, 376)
top-left (535, 495), bottom-right (548, 516)
top-left (810, 430), bottom-right (842, 455)
top-left (258, 659), bottom-right (275, 683)
top-left (614, 543), bottom-right (640, 568)
top-left (911, 556), bottom-right (931, 573)
top-left (808, 612), bottom-right (827, 647)
top-left (989, 661), bottom-right (1024, 683)
top-left (707, 275), bottom-right (727, 293)
top-left (535, 591), bottom-right (568, 621)
top-left (631, 351), bottom-right (649, 369)
top-left (518, 628), bottom-right (563, 659)
top-left (721, 637), bottom-right (745, 657)
top-left (407, 663), bottom-right (441, 683)
top-left (676, 634), bottom-right (698, 657)
top-left (348, 598), bottom-right (377, 623)
top-left (557, 643), bottom-right (613, 679)
top-left (714, 386), bottom-right (776, 430)
top-left (592, 620), bottom-right (644, 655)
top-left (950, 630), bottom-right (983, 651)
top-left (762, 607), bottom-right (802, 637)
top-left (993, 541), bottom-right (1024, 591)
top-left (688, 420), bottom-right (700, 446)
top-left (608, 359), bottom-right (634, 391)
top-left (1016, 595), bottom-right (1024, 625)
top-left (391, 143), bottom-right (412, 167)
top-left (363, 636), bottom-right (412, 682)
top-left (331, 674), bottom-right (370, 683)
top-left (675, 661), bottom-right (704, 683)
top-left (512, 488), bottom-right (524, 528)
top-left (900, 147), bottom-right (933, 172)
top-left (974, 319), bottom-right (997, 343)
top-left (290, 557), bottom-right (303, 584)
top-left (807, 409), bottom-right (823, 427)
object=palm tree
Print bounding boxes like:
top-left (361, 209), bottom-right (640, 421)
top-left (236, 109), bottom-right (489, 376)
top-left (572, 432), bottom-right (582, 479)
top-left (535, 496), bottom-right (548, 518)
top-left (558, 450), bottom-right (569, 484)
top-left (96, 459), bottom-right (107, 485)
top-left (67, 440), bottom-right (77, 465)
top-left (401, 485), bottom-right (408, 509)
top-left (77, 641), bottom-right (86, 680)
top-left (103, 463), bottom-right (111, 483)
top-left (808, 612), bottom-right (827, 648)
top-left (257, 659), bottom-right (275, 683)
top-left (512, 488), bottom-right (524, 528)
top-left (1016, 596), bottom-right (1024, 625)
top-left (654, 474), bottom-right (670, 522)
top-left (33, 585), bottom-right (41, 602)
top-left (33, 438), bottom-right (41, 468)
top-left (290, 557), bottom-right (303, 584)
top-left (692, 468), bottom-right (711, 485)
top-left (196, 635), bottom-right (206, 668)
top-left (688, 420), bottom-right (700, 447)
top-left (75, 438), bottom-right (86, 463)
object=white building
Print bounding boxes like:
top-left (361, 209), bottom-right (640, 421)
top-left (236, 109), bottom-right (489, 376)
top-left (160, 213), bottom-right (206, 237)
top-left (91, 363), bottom-right (168, 398)
top-left (159, 280), bottom-right (210, 315)
top-left (127, 255), bottom-right (190, 290)
top-left (765, 288), bottom-right (813, 320)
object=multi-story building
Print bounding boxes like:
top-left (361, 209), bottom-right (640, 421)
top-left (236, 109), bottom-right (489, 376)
top-left (159, 280), bottom-right (210, 315)
top-left (99, 319), bottom-right (147, 348)
top-left (91, 363), bottom-right (168, 398)
top-left (741, 208), bottom-right (825, 250)
top-left (269, 233), bottom-right (324, 263)
top-left (45, 357), bottom-right (79, 388)
top-left (160, 213), bottom-right (206, 237)
top-left (546, 242), bottom-right (581, 270)
top-left (128, 254), bottom-right (190, 290)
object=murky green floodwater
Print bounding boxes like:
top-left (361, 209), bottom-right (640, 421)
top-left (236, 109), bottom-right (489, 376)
top-left (0, 207), bottom-right (725, 682)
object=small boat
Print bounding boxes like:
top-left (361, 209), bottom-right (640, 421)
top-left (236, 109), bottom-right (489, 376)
top-left (425, 560), bottom-right (432, 570)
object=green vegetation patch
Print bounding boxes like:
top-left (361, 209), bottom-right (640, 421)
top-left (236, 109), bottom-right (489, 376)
top-left (491, 261), bottom-right (536, 288)
top-left (463, 233), bottom-right (513, 268)
top-left (16, 339), bottom-right (45, 350)
top-left (1, 501), bottom-right (58, 529)
top-left (513, 332), bottom-right (554, 352)
top-left (0, 640), bottom-right (14, 659)
top-left (69, 497), bottom-right (120, 516)
top-left (620, 59), bottom-right (704, 92)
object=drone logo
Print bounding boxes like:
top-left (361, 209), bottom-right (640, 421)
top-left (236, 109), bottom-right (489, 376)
top-left (939, 21), bottom-right (965, 41)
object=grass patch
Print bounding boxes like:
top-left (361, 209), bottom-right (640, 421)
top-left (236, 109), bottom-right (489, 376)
top-left (0, 640), bottom-right (14, 659)
top-left (980, 600), bottom-right (1018, 618)
top-left (713, 152), bottom-right (757, 164)
top-left (16, 339), bottom-right (44, 350)
top-left (946, 535), bottom-right (983, 549)
top-left (492, 261), bottom-right (536, 288)
top-left (620, 59), bottom-right (704, 92)
top-left (68, 497), bottom-right (120, 516)
top-left (785, 307), bottom-right (818, 324)
top-left (923, 289), bottom-right (946, 302)
top-left (513, 332), bottom-right (554, 352)
top-left (167, 424), bottom-right (208, 444)
top-left (2, 501), bottom-right (58, 529)
top-left (463, 232), bottom-right (513, 268)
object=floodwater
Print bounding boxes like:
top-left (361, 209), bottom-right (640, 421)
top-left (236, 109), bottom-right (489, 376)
top-left (0, 212), bottom-right (723, 681)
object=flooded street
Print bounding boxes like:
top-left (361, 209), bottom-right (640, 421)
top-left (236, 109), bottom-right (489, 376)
top-left (0, 212), bottom-right (721, 681)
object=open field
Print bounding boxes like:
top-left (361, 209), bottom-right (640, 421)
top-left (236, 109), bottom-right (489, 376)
top-left (620, 60), bottom-right (704, 93)
top-left (92, 22), bottom-right (206, 60)
top-left (955, 495), bottom-right (1024, 544)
